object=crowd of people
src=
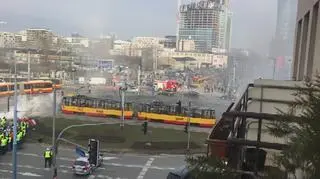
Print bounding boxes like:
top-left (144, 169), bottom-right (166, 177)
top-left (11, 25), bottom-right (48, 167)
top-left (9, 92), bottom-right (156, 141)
top-left (0, 116), bottom-right (29, 155)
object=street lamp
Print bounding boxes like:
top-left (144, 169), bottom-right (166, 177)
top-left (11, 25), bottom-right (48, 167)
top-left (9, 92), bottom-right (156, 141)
top-left (52, 122), bottom-right (116, 178)
top-left (12, 50), bottom-right (18, 179)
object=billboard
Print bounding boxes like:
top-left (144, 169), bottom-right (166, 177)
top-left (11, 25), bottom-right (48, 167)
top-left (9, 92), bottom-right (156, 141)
top-left (97, 59), bottom-right (113, 69)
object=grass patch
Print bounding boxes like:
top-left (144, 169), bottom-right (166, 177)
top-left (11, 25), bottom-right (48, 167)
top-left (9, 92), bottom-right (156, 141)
top-left (28, 117), bottom-right (208, 153)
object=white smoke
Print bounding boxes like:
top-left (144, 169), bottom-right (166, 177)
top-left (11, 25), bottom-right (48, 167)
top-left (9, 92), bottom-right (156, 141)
top-left (0, 93), bottom-right (62, 120)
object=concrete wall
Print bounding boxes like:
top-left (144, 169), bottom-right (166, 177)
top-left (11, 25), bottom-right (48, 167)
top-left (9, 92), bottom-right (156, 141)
top-left (292, 0), bottom-right (320, 80)
top-left (246, 79), bottom-right (304, 144)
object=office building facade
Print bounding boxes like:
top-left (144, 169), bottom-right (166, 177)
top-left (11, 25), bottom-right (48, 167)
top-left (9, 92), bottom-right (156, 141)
top-left (292, 0), bottom-right (320, 80)
top-left (177, 0), bottom-right (231, 52)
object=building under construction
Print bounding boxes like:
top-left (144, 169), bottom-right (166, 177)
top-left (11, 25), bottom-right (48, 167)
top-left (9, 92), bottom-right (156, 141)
top-left (177, 0), bottom-right (231, 52)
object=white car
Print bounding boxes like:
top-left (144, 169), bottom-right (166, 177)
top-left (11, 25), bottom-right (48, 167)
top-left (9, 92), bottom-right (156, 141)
top-left (72, 155), bottom-right (104, 175)
top-left (72, 157), bottom-right (92, 175)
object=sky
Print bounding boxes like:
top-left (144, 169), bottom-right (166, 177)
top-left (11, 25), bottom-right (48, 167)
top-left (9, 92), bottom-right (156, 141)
top-left (0, 0), bottom-right (278, 54)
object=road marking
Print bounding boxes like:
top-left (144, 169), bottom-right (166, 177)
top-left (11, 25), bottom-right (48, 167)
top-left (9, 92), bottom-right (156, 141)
top-left (88, 175), bottom-right (96, 179)
top-left (0, 163), bottom-right (124, 178)
top-left (17, 152), bottom-right (176, 171)
top-left (136, 157), bottom-right (155, 179)
top-left (0, 169), bottom-right (43, 177)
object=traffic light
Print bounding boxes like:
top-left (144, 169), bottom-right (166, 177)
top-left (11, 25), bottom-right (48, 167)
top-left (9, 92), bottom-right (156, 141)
top-left (184, 123), bottom-right (189, 133)
top-left (88, 139), bottom-right (100, 166)
top-left (142, 121), bottom-right (148, 135)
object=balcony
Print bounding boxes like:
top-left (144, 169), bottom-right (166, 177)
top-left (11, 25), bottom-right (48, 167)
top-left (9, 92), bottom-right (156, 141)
top-left (206, 79), bottom-right (304, 174)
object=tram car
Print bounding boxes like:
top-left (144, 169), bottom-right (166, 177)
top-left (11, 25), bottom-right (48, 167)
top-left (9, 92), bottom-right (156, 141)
top-left (61, 95), bottom-right (216, 128)
top-left (137, 102), bottom-right (216, 128)
top-left (0, 80), bottom-right (53, 96)
top-left (61, 95), bottom-right (133, 119)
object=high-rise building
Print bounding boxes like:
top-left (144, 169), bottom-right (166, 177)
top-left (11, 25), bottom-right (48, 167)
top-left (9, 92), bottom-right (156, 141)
top-left (269, 0), bottom-right (298, 80)
top-left (177, 0), bottom-right (231, 52)
top-left (292, 0), bottom-right (320, 81)
top-left (26, 28), bottom-right (53, 49)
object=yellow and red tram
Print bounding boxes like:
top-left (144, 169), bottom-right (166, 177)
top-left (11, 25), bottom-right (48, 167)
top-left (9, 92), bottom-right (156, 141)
top-left (0, 80), bottom-right (53, 97)
top-left (61, 95), bottom-right (133, 119)
top-left (61, 95), bottom-right (216, 128)
top-left (137, 103), bottom-right (216, 128)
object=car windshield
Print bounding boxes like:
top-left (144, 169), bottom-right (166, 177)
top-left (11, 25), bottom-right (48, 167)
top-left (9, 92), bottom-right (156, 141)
top-left (74, 161), bottom-right (87, 166)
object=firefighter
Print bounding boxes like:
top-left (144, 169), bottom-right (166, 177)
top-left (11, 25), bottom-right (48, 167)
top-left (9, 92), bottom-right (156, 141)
top-left (44, 148), bottom-right (53, 168)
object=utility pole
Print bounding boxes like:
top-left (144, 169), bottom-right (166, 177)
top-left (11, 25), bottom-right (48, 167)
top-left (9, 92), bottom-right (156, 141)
top-left (186, 70), bottom-right (191, 151)
top-left (137, 65), bottom-right (141, 95)
top-left (119, 71), bottom-right (126, 129)
top-left (27, 50), bottom-right (31, 81)
top-left (52, 88), bottom-right (57, 178)
top-left (120, 87), bottom-right (125, 129)
top-left (7, 96), bottom-right (10, 112)
top-left (12, 51), bottom-right (18, 179)
top-left (187, 101), bottom-right (191, 151)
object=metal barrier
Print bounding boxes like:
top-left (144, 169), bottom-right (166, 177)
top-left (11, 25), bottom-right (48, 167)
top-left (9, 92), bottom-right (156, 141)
top-left (206, 83), bottom-right (290, 176)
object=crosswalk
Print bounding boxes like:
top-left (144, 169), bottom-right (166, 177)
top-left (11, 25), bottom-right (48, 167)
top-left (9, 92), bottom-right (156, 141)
top-left (0, 151), bottom-right (177, 179)
top-left (0, 162), bottom-right (128, 179)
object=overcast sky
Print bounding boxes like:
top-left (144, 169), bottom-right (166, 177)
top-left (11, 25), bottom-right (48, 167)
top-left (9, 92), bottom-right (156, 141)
top-left (0, 0), bottom-right (278, 54)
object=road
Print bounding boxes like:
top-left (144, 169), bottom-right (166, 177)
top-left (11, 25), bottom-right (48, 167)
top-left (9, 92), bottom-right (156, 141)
top-left (0, 143), bottom-right (186, 179)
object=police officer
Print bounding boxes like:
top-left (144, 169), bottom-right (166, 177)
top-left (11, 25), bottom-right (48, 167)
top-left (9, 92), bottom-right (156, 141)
top-left (0, 135), bottom-right (7, 155)
top-left (0, 117), bottom-right (6, 128)
top-left (44, 148), bottom-right (53, 168)
top-left (17, 130), bottom-right (23, 149)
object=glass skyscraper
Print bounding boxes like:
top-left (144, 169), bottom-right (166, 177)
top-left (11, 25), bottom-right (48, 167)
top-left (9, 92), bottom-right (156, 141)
top-left (269, 0), bottom-right (298, 80)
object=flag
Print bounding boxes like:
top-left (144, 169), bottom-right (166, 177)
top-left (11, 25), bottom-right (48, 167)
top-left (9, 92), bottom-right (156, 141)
top-left (75, 147), bottom-right (86, 157)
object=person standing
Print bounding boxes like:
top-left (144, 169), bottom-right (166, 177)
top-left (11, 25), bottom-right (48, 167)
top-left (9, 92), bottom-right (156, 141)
top-left (44, 148), bottom-right (53, 168)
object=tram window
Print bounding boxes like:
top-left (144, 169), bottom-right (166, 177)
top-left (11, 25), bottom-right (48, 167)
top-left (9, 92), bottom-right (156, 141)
top-left (63, 97), bottom-right (68, 105)
top-left (210, 110), bottom-right (216, 118)
top-left (151, 106), bottom-right (159, 113)
top-left (101, 101), bottom-right (107, 109)
top-left (202, 110), bottom-right (209, 119)
top-left (98, 100), bottom-right (104, 108)
top-left (115, 102), bottom-right (121, 109)
top-left (78, 98), bottom-right (84, 107)
top-left (71, 98), bottom-right (78, 106)
top-left (182, 107), bottom-right (188, 116)
top-left (65, 98), bottom-right (70, 105)
top-left (44, 83), bottom-right (53, 88)
top-left (105, 101), bottom-right (111, 108)
top-left (138, 104), bottom-right (144, 112)
top-left (24, 84), bottom-right (31, 89)
top-left (0, 86), bottom-right (7, 92)
top-left (192, 109), bottom-right (201, 118)
top-left (126, 103), bottom-right (132, 110)
top-left (85, 99), bottom-right (93, 107)
top-left (9, 85), bottom-right (14, 91)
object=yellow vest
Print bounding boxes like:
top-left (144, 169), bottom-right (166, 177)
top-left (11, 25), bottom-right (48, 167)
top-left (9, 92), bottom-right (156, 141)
top-left (44, 151), bottom-right (51, 158)
top-left (1, 138), bottom-right (6, 146)
top-left (17, 132), bottom-right (22, 141)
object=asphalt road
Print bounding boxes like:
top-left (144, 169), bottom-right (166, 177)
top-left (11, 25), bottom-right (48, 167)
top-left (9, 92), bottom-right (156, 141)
top-left (0, 143), bottom-right (186, 179)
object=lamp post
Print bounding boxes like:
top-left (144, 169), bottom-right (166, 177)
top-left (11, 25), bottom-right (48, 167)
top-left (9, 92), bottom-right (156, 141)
top-left (52, 122), bottom-right (115, 178)
top-left (12, 50), bottom-right (18, 179)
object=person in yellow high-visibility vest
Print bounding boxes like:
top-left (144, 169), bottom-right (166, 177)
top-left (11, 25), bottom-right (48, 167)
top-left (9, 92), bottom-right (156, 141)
top-left (44, 148), bottom-right (53, 168)
top-left (0, 136), bottom-right (7, 155)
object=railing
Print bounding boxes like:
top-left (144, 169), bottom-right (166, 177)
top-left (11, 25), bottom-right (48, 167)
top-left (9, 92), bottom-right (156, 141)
top-left (208, 83), bottom-right (253, 142)
top-left (207, 83), bottom-right (290, 175)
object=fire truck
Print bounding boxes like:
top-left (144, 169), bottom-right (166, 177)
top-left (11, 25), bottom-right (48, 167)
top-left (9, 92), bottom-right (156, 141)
top-left (154, 80), bottom-right (179, 92)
